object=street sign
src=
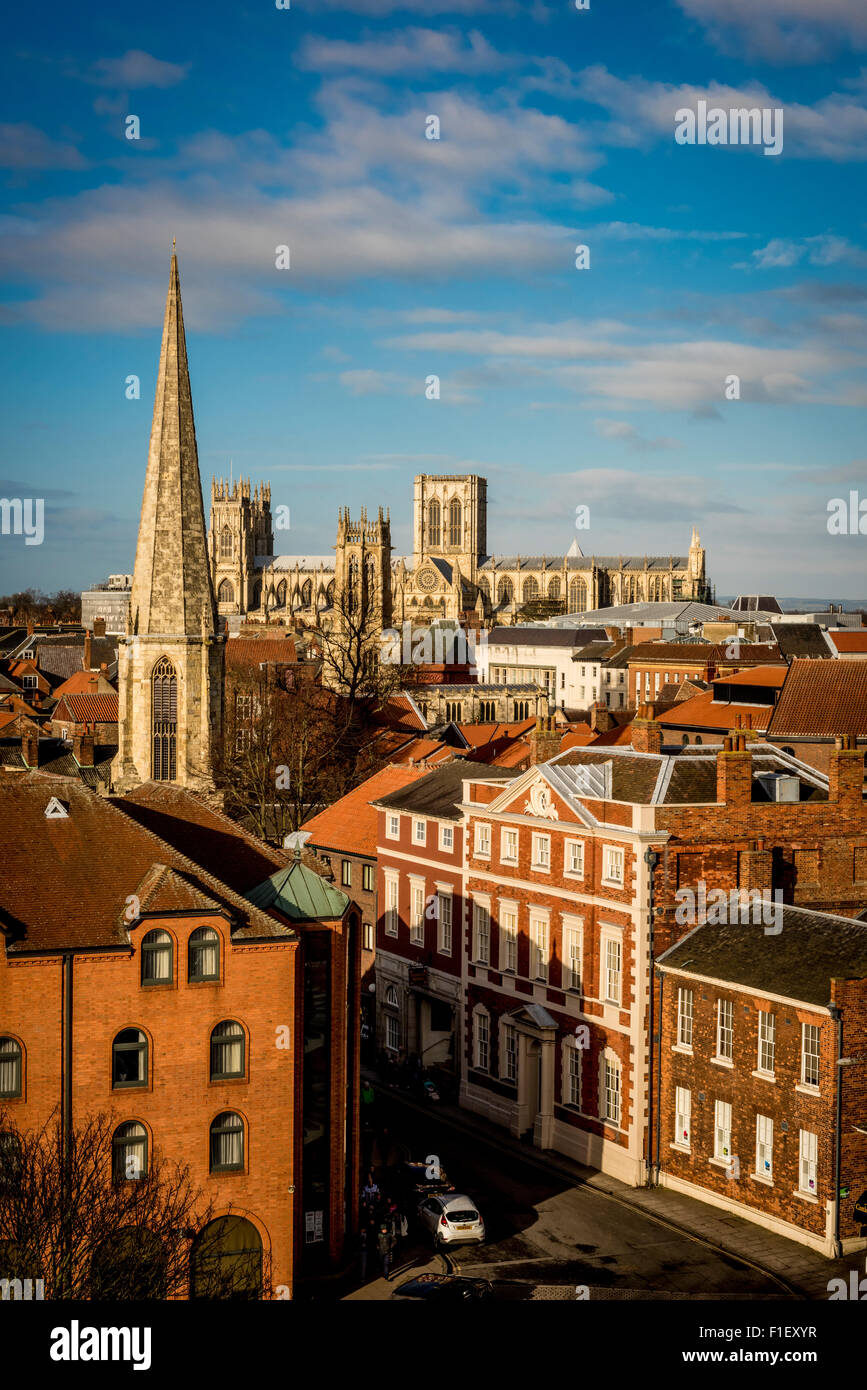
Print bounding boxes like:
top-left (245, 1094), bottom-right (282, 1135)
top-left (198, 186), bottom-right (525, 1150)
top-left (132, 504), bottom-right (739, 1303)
top-left (853, 1189), bottom-right (867, 1221)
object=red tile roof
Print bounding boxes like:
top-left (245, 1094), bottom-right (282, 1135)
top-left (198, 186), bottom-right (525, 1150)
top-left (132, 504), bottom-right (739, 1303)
top-left (560, 724), bottom-right (594, 751)
top-left (828, 631), bottom-right (867, 654)
top-left (374, 694), bottom-right (427, 733)
top-left (655, 689), bottom-right (772, 732)
top-left (224, 637), bottom-right (297, 667)
top-left (52, 670), bottom-right (116, 697)
top-left (52, 693), bottom-right (119, 724)
top-left (715, 665), bottom-right (787, 687)
top-left (302, 765), bottom-right (429, 857)
top-left (767, 659), bottom-right (867, 738)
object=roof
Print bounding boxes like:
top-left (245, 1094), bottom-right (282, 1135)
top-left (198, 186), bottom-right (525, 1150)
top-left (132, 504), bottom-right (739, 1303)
top-left (51, 693), bottom-right (119, 724)
top-left (302, 765), bottom-right (429, 857)
top-left (828, 631), bottom-right (867, 654)
top-left (627, 643), bottom-right (719, 663)
top-left (31, 634), bottom-right (118, 681)
top-left (52, 670), bottom-right (116, 697)
top-left (714, 665), bottom-right (788, 688)
top-left (769, 623), bottom-right (833, 662)
top-left (657, 906), bottom-right (867, 1006)
top-left (224, 637), bottom-right (298, 667)
top-left (245, 854), bottom-right (350, 922)
top-left (655, 690), bottom-right (773, 733)
top-left (0, 776), bottom-right (296, 953)
top-left (767, 659), bottom-right (867, 738)
top-left (373, 759), bottom-right (516, 821)
top-left (374, 693), bottom-right (428, 734)
top-left (486, 626), bottom-right (607, 650)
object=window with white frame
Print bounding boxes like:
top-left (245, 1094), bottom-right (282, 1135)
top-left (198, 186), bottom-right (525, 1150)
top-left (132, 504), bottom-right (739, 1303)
top-left (799, 1129), bottom-right (818, 1195)
top-left (716, 998), bottom-right (733, 1061)
top-left (439, 824), bottom-right (454, 852)
top-left (564, 840), bottom-right (584, 877)
top-left (757, 1012), bottom-right (776, 1076)
top-left (531, 833), bottom-right (550, 870)
top-left (529, 913), bottom-right (549, 982)
top-left (437, 890), bottom-right (452, 955)
top-left (386, 813), bottom-right (400, 840)
top-left (409, 879), bottom-right (425, 945)
top-left (562, 916), bottom-right (582, 992)
top-left (601, 934), bottom-right (622, 1006)
top-left (801, 1023), bottom-right (820, 1088)
top-left (714, 1099), bottom-right (732, 1161)
top-left (755, 1114), bottom-right (773, 1178)
top-left (601, 1054), bottom-right (621, 1125)
top-left (500, 902), bottom-right (518, 973)
top-left (677, 987), bottom-right (694, 1049)
top-left (413, 818), bottom-right (427, 846)
top-left (675, 1086), bottom-right (691, 1147)
top-left (362, 922), bottom-right (374, 951)
top-left (475, 822), bottom-right (491, 857)
top-left (384, 872), bottom-right (399, 937)
top-left (474, 1008), bottom-right (490, 1071)
top-left (386, 1014), bottom-right (400, 1052)
top-left (501, 828), bottom-right (518, 863)
top-left (564, 1038), bottom-right (582, 1108)
top-left (473, 897), bottom-right (491, 964)
top-left (602, 845), bottom-right (624, 885)
top-left (502, 1023), bottom-right (517, 1083)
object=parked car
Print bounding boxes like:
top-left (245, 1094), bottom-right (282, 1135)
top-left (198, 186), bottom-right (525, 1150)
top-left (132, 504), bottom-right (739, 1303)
top-left (417, 1192), bottom-right (485, 1247)
top-left (391, 1159), bottom-right (455, 1202)
top-left (391, 1274), bottom-right (494, 1302)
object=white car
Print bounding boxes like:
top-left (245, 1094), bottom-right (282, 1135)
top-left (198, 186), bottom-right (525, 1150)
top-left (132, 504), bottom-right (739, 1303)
top-left (417, 1192), bottom-right (485, 1247)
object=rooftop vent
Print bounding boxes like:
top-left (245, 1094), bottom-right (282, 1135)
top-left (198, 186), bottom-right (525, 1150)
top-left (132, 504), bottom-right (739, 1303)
top-left (44, 796), bottom-right (69, 819)
top-left (755, 772), bottom-right (800, 802)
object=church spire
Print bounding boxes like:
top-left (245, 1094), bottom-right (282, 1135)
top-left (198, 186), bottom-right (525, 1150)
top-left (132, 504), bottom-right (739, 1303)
top-left (129, 251), bottom-right (216, 637)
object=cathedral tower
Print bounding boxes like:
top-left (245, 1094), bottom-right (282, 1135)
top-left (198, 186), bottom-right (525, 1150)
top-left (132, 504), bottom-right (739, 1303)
top-left (209, 477), bottom-right (273, 615)
top-left (413, 474), bottom-right (487, 579)
top-left (334, 506), bottom-right (393, 630)
top-left (113, 251), bottom-right (225, 793)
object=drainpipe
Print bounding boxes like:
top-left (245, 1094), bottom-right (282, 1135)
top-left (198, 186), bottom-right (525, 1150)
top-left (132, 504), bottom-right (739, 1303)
top-left (655, 971), bottom-right (664, 1185)
top-left (61, 951), bottom-right (74, 1299)
top-left (644, 848), bottom-right (659, 1187)
top-left (830, 1003), bottom-right (844, 1258)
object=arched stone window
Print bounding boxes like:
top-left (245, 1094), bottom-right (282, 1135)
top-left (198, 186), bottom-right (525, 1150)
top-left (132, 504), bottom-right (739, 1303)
top-left (497, 577), bottom-right (513, 605)
top-left (569, 578), bottom-right (587, 612)
top-left (277, 580), bottom-right (287, 607)
top-left (523, 576), bottom-right (539, 602)
top-left (220, 526), bottom-right (233, 560)
top-left (191, 1216), bottom-right (262, 1301)
top-left (548, 577), bottom-right (561, 599)
top-left (326, 581), bottom-right (335, 607)
top-left (347, 556), bottom-right (359, 614)
top-left (428, 499), bottom-right (441, 547)
top-left (217, 579), bottom-right (234, 604)
top-left (151, 657), bottom-right (177, 782)
top-left (448, 498), bottom-right (462, 547)
top-left (301, 579), bottom-right (312, 608)
top-left (253, 582), bottom-right (262, 608)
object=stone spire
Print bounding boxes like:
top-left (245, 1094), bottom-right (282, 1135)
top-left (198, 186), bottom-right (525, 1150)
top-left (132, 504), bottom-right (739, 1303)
top-left (129, 252), bottom-right (216, 637)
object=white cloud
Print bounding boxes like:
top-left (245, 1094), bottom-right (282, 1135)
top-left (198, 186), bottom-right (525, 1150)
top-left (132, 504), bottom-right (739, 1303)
top-left (298, 27), bottom-right (510, 75)
top-left (593, 419), bottom-right (682, 451)
top-left (0, 124), bottom-right (86, 171)
top-left (675, 0), bottom-right (867, 64)
top-left (86, 50), bottom-right (190, 89)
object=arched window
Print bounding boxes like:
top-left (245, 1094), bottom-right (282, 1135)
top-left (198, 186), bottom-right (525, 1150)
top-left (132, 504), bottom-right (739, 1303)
top-left (326, 581), bottom-right (335, 607)
top-left (385, 984), bottom-right (398, 1008)
top-left (277, 580), bottom-right (287, 607)
top-left (448, 498), bottom-right (462, 547)
top-left (569, 578), bottom-right (587, 612)
top-left (681, 734), bottom-right (689, 746)
top-left (191, 1216), bottom-right (262, 1301)
top-left (782, 746), bottom-right (795, 757)
top-left (141, 928), bottom-right (173, 985)
top-left (428, 499), bottom-right (441, 547)
top-left (513, 700), bottom-right (529, 720)
top-left (548, 577), bottom-right (561, 599)
top-left (217, 579), bottom-right (234, 604)
top-left (112, 1122), bottom-right (148, 1182)
top-left (210, 1112), bottom-right (244, 1172)
top-left (151, 657), bottom-right (177, 782)
top-left (477, 576), bottom-right (490, 599)
top-left (189, 927), bottom-right (220, 983)
top-left (695, 736), bottom-right (703, 746)
top-left (253, 582), bottom-right (262, 608)
top-left (0, 1038), bottom-right (22, 1098)
top-left (112, 1029), bottom-right (148, 1088)
top-left (523, 577), bottom-right (538, 602)
top-left (301, 578), bottom-right (312, 608)
top-left (497, 577), bottom-right (513, 605)
top-left (211, 1021), bottom-right (246, 1080)
top-left (347, 556), bottom-right (359, 614)
top-left (220, 526), bottom-right (233, 560)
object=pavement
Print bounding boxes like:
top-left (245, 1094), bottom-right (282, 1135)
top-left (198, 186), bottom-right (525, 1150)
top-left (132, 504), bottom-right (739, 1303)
top-left (360, 1068), bottom-right (860, 1302)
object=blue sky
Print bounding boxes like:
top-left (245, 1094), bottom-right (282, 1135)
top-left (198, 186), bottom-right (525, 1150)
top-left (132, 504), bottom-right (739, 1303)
top-left (1, 0), bottom-right (866, 598)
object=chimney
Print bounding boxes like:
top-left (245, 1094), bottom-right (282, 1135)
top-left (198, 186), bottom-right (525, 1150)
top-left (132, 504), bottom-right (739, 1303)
top-left (590, 702), bottom-right (615, 733)
top-left (738, 838), bottom-right (773, 897)
top-left (26, 621), bottom-right (34, 637)
top-left (21, 726), bottom-right (39, 767)
top-left (631, 705), bottom-right (662, 754)
top-left (828, 734), bottom-right (864, 808)
top-left (93, 617), bottom-right (106, 637)
top-left (716, 733), bottom-right (752, 804)
top-left (100, 662), bottom-right (108, 676)
top-left (528, 714), bottom-right (561, 766)
top-left (73, 731), bottom-right (95, 767)
top-left (83, 629), bottom-right (92, 671)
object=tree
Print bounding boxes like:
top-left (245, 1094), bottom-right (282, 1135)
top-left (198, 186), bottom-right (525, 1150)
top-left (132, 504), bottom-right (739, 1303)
top-left (0, 1109), bottom-right (271, 1300)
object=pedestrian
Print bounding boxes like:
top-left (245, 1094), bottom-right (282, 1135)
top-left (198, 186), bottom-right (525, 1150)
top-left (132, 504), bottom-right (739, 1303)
top-left (377, 1224), bottom-right (395, 1278)
top-left (362, 1173), bottom-right (380, 1206)
top-left (399, 1211), bottom-right (408, 1246)
top-left (358, 1225), bottom-right (369, 1282)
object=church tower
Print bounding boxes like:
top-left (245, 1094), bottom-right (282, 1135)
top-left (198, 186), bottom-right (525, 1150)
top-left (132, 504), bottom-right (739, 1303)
top-left (208, 477), bottom-right (273, 616)
top-left (113, 251), bottom-right (225, 794)
top-left (687, 525), bottom-right (707, 599)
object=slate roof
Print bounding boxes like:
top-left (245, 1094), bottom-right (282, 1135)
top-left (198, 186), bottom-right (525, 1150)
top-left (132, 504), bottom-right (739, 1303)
top-left (766, 659), bottom-right (867, 738)
top-left (372, 759), bottom-right (515, 820)
top-left (31, 635), bottom-right (118, 681)
top-left (479, 556), bottom-right (689, 572)
top-left (550, 743), bottom-right (828, 806)
top-left (302, 765), bottom-right (430, 857)
top-left (657, 907), bottom-right (867, 1006)
top-left (487, 627), bottom-right (607, 649)
top-left (769, 624), bottom-right (833, 662)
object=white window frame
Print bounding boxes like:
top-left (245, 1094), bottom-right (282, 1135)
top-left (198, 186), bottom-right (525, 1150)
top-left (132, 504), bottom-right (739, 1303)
top-left (675, 1086), bottom-right (691, 1148)
top-left (383, 870), bottom-right (399, 937)
top-left (602, 844), bottom-right (625, 886)
top-left (386, 1013), bottom-right (400, 1052)
top-left (475, 822), bottom-right (491, 858)
top-left (473, 1008), bottom-right (490, 1072)
top-left (472, 895), bottom-right (491, 965)
top-left (677, 987), bottom-right (694, 1051)
top-left (600, 930), bottom-right (622, 1006)
top-left (499, 900), bottom-right (518, 974)
top-left (601, 1052), bottom-right (621, 1126)
top-left (716, 998), bottom-right (733, 1062)
top-left (531, 833), bottom-right (550, 872)
top-left (436, 887), bottom-right (453, 955)
top-left (714, 1099), bottom-right (732, 1161)
top-left (412, 818), bottom-right (427, 846)
top-left (757, 1011), bottom-right (776, 1077)
top-left (563, 1038), bottom-right (582, 1109)
top-left (409, 877), bottom-right (425, 946)
top-left (799, 1129), bottom-right (818, 1196)
top-left (438, 824), bottom-right (454, 852)
top-left (562, 914), bottom-right (582, 992)
top-left (755, 1113), bottom-right (773, 1180)
top-left (801, 1023), bottom-right (820, 1089)
top-left (564, 839), bottom-right (584, 878)
top-left (501, 1021), bottom-right (517, 1084)
top-left (529, 912), bottom-right (550, 982)
top-left (500, 827), bottom-right (519, 864)
top-left (362, 921), bottom-right (374, 952)
top-left (386, 813), bottom-right (400, 841)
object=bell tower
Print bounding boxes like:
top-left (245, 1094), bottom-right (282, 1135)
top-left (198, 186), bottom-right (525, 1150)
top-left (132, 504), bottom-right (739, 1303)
top-left (113, 250), bottom-right (225, 793)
